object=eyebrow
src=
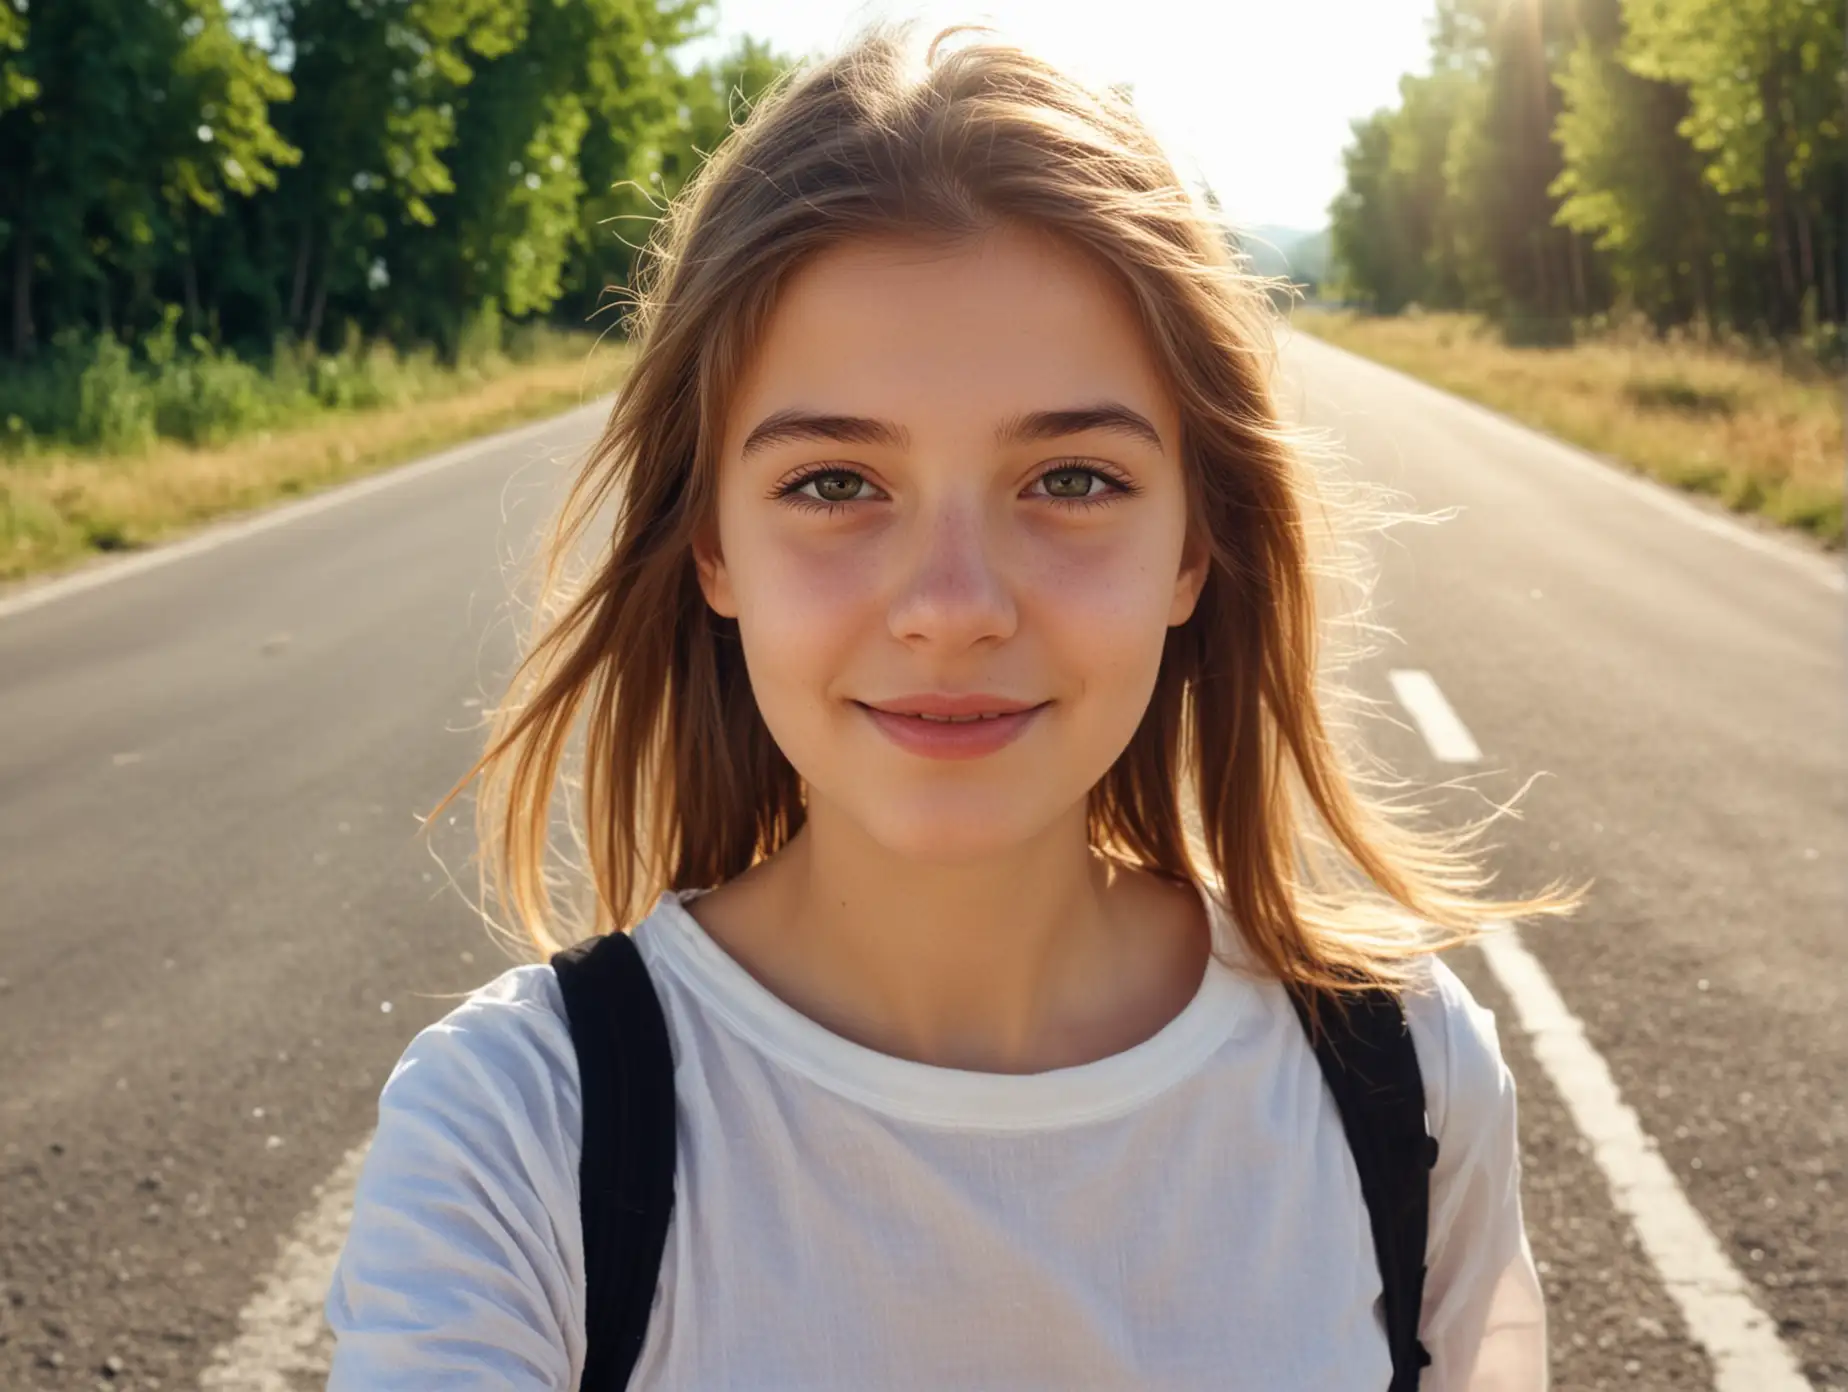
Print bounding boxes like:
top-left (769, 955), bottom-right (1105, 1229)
top-left (738, 402), bottom-right (1165, 460)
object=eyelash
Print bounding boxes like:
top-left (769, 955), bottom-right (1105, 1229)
top-left (770, 462), bottom-right (1141, 514)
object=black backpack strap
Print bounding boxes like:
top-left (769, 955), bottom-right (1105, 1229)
top-left (551, 931), bottom-right (677, 1391)
top-left (1288, 983), bottom-right (1437, 1392)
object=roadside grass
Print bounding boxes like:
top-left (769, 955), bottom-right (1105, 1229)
top-left (0, 337), bottom-right (631, 584)
top-left (1292, 308), bottom-right (1845, 549)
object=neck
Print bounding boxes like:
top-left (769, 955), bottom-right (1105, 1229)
top-left (689, 799), bottom-right (1210, 1074)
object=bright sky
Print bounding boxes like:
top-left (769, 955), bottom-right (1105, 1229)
top-left (673, 0), bottom-right (1440, 231)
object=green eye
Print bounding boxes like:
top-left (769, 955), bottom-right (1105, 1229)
top-left (806, 472), bottom-right (865, 503)
top-left (1040, 467), bottom-right (1099, 499)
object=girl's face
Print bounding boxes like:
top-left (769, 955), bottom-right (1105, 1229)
top-left (698, 223), bottom-right (1206, 860)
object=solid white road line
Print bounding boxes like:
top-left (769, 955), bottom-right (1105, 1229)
top-left (1387, 668), bottom-right (1482, 763)
top-left (197, 1140), bottom-right (369, 1390)
top-left (1391, 668), bottom-right (1808, 1389)
top-left (1478, 930), bottom-right (1809, 1392)
top-left (0, 396), bottom-right (613, 625)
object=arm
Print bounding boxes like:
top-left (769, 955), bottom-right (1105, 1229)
top-left (1411, 958), bottom-right (1548, 1392)
top-left (324, 966), bottom-right (586, 1390)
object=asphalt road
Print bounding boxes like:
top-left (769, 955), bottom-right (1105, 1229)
top-left (0, 335), bottom-right (1840, 1390)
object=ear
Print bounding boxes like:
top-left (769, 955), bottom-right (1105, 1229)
top-left (693, 521), bottom-right (738, 619)
top-left (1168, 530), bottom-right (1210, 627)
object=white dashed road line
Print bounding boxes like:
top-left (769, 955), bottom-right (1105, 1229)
top-left (1396, 671), bottom-right (1809, 1392)
top-left (1387, 669), bottom-right (1482, 763)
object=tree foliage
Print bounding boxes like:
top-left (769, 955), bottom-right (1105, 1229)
top-left (1329, 0), bottom-right (1844, 344)
top-left (0, 0), bottom-right (794, 368)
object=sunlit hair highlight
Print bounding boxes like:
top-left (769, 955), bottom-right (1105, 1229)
top-left (430, 21), bottom-right (1585, 994)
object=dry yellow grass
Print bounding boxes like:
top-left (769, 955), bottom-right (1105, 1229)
top-left (1294, 309), bottom-right (1844, 548)
top-left (0, 342), bottom-right (633, 583)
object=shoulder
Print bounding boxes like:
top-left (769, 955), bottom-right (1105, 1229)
top-left (1397, 952), bottom-right (1514, 1152)
top-left (403, 960), bottom-right (575, 1057)
top-left (1392, 952), bottom-right (1546, 1375)
top-left (327, 963), bottom-right (588, 1387)
top-left (374, 962), bottom-right (583, 1169)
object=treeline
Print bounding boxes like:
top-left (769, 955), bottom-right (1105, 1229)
top-left (0, 0), bottom-right (789, 391)
top-left (1328, 0), bottom-right (1844, 347)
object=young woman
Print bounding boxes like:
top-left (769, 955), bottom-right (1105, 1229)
top-left (325, 23), bottom-right (1580, 1390)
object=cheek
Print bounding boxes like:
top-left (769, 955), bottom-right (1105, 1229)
top-left (726, 525), bottom-right (879, 705)
top-left (1022, 519), bottom-right (1186, 693)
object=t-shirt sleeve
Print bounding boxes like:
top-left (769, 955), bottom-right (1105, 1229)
top-left (1406, 955), bottom-right (1548, 1392)
top-left (324, 964), bottom-right (586, 1390)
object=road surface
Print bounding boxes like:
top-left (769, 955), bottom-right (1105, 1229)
top-left (0, 336), bottom-right (1840, 1389)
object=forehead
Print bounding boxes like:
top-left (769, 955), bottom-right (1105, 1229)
top-left (724, 224), bottom-right (1178, 449)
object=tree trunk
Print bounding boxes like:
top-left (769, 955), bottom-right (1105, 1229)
top-left (11, 223), bottom-right (32, 359)
top-left (1691, 240), bottom-right (1713, 335)
top-left (1760, 74), bottom-right (1799, 332)
top-left (1772, 203), bottom-right (1798, 333)
top-left (1821, 221), bottom-right (1841, 326)
top-left (305, 249), bottom-right (330, 350)
top-left (1794, 204), bottom-right (1816, 315)
top-left (182, 253), bottom-right (202, 335)
top-left (1685, 192), bottom-right (1712, 331)
top-left (289, 224), bottom-right (313, 330)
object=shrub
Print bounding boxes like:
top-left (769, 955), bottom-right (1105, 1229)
top-left (152, 341), bottom-right (278, 446)
top-left (0, 301), bottom-right (600, 457)
top-left (456, 299), bottom-right (505, 369)
top-left (1621, 376), bottom-right (1739, 416)
top-left (75, 332), bottom-right (157, 453)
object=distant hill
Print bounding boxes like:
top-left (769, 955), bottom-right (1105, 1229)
top-left (1232, 224), bottom-right (1331, 289)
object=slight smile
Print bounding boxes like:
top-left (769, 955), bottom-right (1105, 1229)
top-left (854, 695), bottom-right (1051, 760)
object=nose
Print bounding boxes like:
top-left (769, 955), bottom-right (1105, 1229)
top-left (886, 497), bottom-right (1018, 649)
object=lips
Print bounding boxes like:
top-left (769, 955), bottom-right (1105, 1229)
top-left (855, 695), bottom-right (1049, 760)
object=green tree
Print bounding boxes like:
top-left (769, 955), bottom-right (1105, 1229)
top-left (1, 0), bottom-right (296, 357)
top-left (1388, 68), bottom-right (1470, 309)
top-left (656, 32), bottom-right (789, 196)
top-left (1327, 71), bottom-right (1472, 312)
top-left (151, 4), bottom-right (301, 336)
top-left (1550, 12), bottom-right (1720, 328)
top-left (0, 0), bottom-right (797, 392)
top-left (260, 0), bottom-right (528, 347)
top-left (1329, 111), bottom-right (1406, 310)
top-left (1430, 0), bottom-right (1599, 337)
top-left (1621, 0), bottom-right (1844, 330)
top-left (561, 30), bottom-right (791, 333)
top-left (412, 0), bottom-right (708, 352)
top-left (0, 0), bottom-right (33, 114)
top-left (0, 0), bottom-right (38, 355)
top-left (1330, 0), bottom-right (1613, 334)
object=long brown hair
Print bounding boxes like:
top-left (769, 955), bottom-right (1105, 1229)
top-left (432, 22), bottom-right (1584, 991)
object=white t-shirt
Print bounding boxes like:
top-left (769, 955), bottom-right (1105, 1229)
top-left (325, 890), bottom-right (1546, 1389)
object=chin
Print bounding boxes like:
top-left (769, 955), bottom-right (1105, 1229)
top-left (845, 789), bottom-right (1066, 865)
